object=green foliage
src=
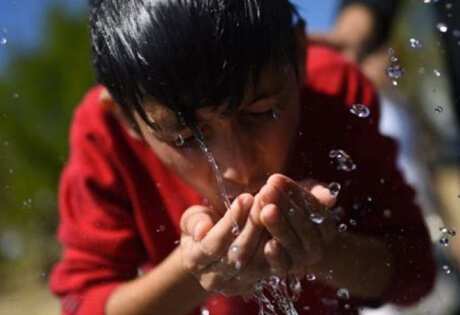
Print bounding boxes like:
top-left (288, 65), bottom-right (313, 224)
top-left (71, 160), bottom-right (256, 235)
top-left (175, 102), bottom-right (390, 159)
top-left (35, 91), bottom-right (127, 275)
top-left (0, 5), bottom-right (94, 285)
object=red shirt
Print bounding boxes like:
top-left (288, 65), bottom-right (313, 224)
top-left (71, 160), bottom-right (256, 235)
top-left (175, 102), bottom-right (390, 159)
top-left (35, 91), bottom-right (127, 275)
top-left (49, 45), bottom-right (435, 314)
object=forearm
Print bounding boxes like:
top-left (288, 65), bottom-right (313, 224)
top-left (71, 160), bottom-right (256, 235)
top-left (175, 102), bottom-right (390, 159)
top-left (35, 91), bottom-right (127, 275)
top-left (106, 247), bottom-right (211, 315)
top-left (311, 232), bottom-right (394, 300)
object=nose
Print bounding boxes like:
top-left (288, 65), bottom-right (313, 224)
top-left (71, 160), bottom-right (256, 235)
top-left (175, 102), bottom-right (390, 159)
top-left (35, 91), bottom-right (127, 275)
top-left (211, 122), bottom-right (254, 189)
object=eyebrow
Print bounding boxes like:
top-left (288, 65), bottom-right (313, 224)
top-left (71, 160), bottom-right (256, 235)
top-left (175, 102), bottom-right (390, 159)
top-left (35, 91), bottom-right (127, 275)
top-left (248, 80), bottom-right (287, 104)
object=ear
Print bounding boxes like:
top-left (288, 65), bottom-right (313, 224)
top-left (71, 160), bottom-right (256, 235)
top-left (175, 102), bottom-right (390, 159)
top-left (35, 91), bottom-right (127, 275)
top-left (99, 87), bottom-right (142, 140)
top-left (294, 21), bottom-right (308, 85)
top-left (99, 87), bottom-right (118, 111)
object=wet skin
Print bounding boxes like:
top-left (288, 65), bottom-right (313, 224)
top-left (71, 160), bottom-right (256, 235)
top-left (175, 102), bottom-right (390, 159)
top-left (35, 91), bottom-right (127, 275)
top-left (119, 62), bottom-right (337, 294)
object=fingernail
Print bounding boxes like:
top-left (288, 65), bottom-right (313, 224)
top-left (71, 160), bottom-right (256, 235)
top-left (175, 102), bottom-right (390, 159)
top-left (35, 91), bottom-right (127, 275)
top-left (240, 194), bottom-right (252, 209)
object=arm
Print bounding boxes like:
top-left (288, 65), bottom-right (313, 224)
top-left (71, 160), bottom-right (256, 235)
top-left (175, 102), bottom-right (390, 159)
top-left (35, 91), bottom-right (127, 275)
top-left (106, 248), bottom-right (210, 315)
top-left (49, 92), bottom-right (209, 315)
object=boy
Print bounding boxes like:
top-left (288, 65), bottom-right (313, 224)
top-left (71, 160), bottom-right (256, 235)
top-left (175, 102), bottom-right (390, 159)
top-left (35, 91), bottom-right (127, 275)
top-left (50, 0), bottom-right (435, 314)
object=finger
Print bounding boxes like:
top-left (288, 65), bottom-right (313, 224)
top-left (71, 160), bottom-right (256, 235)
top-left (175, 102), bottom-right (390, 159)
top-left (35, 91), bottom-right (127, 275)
top-left (199, 194), bottom-right (252, 257)
top-left (260, 203), bottom-right (303, 258)
top-left (260, 182), bottom-right (322, 256)
top-left (180, 205), bottom-right (218, 241)
top-left (264, 239), bottom-right (291, 276)
top-left (227, 194), bottom-right (267, 266)
top-left (267, 174), bottom-right (336, 210)
top-left (309, 184), bottom-right (337, 209)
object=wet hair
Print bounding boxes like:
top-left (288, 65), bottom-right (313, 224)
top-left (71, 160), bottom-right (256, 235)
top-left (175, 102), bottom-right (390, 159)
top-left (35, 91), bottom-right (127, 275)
top-left (89, 0), bottom-right (302, 128)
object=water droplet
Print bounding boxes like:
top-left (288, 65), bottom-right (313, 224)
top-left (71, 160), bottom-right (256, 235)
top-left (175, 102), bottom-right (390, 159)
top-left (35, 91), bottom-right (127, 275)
top-left (288, 208), bottom-right (296, 216)
top-left (387, 47), bottom-right (394, 55)
top-left (174, 134), bottom-right (185, 146)
top-left (446, 3), bottom-right (453, 10)
top-left (390, 56), bottom-right (398, 63)
top-left (349, 219), bottom-right (357, 226)
top-left (8, 169), bottom-right (13, 174)
top-left (230, 245), bottom-right (239, 253)
top-left (338, 223), bottom-right (348, 232)
top-left (310, 213), bottom-right (325, 224)
top-left (22, 199), bottom-right (33, 210)
top-left (409, 38), bottom-right (423, 48)
top-left (440, 226), bottom-right (448, 234)
top-left (235, 261), bottom-right (242, 269)
top-left (306, 273), bottom-right (316, 281)
top-left (328, 182), bottom-right (341, 197)
top-left (439, 236), bottom-right (449, 247)
top-left (271, 107), bottom-right (282, 120)
top-left (434, 69), bottom-right (442, 77)
top-left (350, 104), bottom-right (371, 118)
top-left (337, 288), bottom-right (350, 300)
top-left (231, 225), bottom-right (240, 236)
top-left (329, 150), bottom-right (356, 172)
top-left (434, 106), bottom-right (444, 113)
top-left (443, 265), bottom-right (451, 274)
top-left (383, 209), bottom-right (392, 218)
top-left (418, 67), bottom-right (426, 74)
top-left (268, 275), bottom-right (280, 286)
top-left (0, 37), bottom-right (7, 45)
top-left (174, 239), bottom-right (180, 245)
top-left (437, 22), bottom-right (448, 33)
top-left (386, 64), bottom-right (405, 79)
top-left (392, 80), bottom-right (398, 86)
top-left (325, 275), bottom-right (333, 282)
top-left (200, 306), bottom-right (210, 315)
top-left (13, 93), bottom-right (19, 99)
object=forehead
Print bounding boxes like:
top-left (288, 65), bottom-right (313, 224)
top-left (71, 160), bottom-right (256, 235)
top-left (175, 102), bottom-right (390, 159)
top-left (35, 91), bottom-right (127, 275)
top-left (141, 62), bottom-right (292, 128)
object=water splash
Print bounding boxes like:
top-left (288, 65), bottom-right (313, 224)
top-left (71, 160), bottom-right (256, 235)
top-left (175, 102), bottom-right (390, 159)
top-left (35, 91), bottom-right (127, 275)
top-left (338, 223), bottom-right (348, 233)
top-left (174, 134), bottom-right (185, 146)
top-left (434, 106), bottom-right (444, 113)
top-left (0, 37), bottom-right (7, 45)
top-left (192, 129), bottom-right (239, 234)
top-left (336, 288), bottom-right (350, 300)
top-left (437, 22), bottom-right (448, 33)
top-left (310, 213), bottom-right (325, 224)
top-left (328, 182), bottom-right (341, 197)
top-left (409, 38), bottom-right (423, 49)
top-left (349, 104), bottom-right (371, 118)
top-left (386, 64), bottom-right (405, 79)
top-left (200, 306), bottom-right (210, 315)
top-left (443, 265), bottom-right (452, 274)
top-left (386, 48), bottom-right (405, 86)
top-left (329, 150), bottom-right (356, 172)
top-left (306, 273), bottom-right (316, 281)
top-left (439, 236), bottom-right (449, 247)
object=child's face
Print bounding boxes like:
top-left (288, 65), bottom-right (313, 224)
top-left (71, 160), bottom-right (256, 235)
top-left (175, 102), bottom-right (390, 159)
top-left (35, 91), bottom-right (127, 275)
top-left (134, 64), bottom-right (301, 212)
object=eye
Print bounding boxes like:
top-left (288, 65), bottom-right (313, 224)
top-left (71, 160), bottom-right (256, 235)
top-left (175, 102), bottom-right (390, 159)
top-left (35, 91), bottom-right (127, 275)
top-left (244, 98), bottom-right (278, 117)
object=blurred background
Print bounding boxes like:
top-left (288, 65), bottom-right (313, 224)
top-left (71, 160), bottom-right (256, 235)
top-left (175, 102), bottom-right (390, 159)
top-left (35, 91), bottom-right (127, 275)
top-left (0, 0), bottom-right (459, 314)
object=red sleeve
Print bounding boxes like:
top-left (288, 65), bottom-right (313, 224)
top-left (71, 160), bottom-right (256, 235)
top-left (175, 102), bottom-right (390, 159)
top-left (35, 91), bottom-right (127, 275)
top-left (49, 88), bottom-right (146, 315)
top-left (304, 45), bottom-right (436, 307)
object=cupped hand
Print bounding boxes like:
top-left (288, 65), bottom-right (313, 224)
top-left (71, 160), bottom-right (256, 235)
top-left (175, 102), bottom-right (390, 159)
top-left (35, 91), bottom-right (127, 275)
top-left (180, 194), bottom-right (275, 296)
top-left (257, 174), bottom-right (338, 276)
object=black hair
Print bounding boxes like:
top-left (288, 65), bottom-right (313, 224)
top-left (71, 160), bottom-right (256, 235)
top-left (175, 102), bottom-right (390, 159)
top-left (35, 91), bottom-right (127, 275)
top-left (89, 0), bottom-right (302, 128)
